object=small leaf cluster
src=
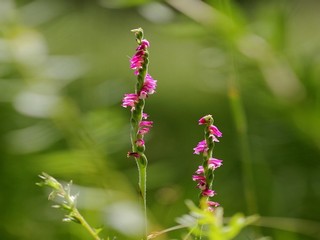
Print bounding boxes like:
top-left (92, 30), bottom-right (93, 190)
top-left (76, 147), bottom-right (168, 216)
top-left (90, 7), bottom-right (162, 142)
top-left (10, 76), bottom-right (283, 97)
top-left (177, 200), bottom-right (259, 240)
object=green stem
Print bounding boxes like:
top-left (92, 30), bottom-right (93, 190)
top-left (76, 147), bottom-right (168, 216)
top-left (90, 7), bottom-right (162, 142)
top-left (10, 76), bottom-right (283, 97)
top-left (130, 108), bottom-right (148, 240)
top-left (73, 208), bottom-right (102, 240)
top-left (138, 162), bottom-right (148, 239)
top-left (227, 62), bottom-right (258, 215)
top-left (128, 28), bottom-right (150, 240)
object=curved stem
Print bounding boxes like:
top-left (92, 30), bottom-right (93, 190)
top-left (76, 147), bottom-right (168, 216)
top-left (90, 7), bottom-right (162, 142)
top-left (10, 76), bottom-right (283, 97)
top-left (73, 208), bottom-right (102, 240)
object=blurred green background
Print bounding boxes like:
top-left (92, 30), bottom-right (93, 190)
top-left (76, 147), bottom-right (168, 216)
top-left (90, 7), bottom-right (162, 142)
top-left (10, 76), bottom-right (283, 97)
top-left (1, 0), bottom-right (320, 239)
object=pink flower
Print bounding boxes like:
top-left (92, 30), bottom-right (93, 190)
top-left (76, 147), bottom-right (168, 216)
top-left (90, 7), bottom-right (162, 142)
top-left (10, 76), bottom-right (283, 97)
top-left (193, 140), bottom-right (208, 155)
top-left (207, 201), bottom-right (220, 211)
top-left (136, 139), bottom-right (145, 147)
top-left (208, 158), bottom-right (223, 169)
top-left (198, 115), bottom-right (212, 125)
top-left (192, 175), bottom-right (206, 182)
top-left (122, 93), bottom-right (139, 109)
top-left (197, 181), bottom-right (207, 191)
top-left (139, 74), bottom-right (157, 98)
top-left (142, 113), bottom-right (149, 119)
top-left (212, 135), bottom-right (220, 143)
top-left (140, 121), bottom-right (153, 127)
top-left (130, 40), bottom-right (150, 75)
top-left (209, 125), bottom-right (222, 138)
top-left (195, 165), bottom-right (204, 174)
top-left (202, 189), bottom-right (216, 197)
top-left (138, 120), bottom-right (153, 135)
top-left (138, 128), bottom-right (149, 135)
top-left (137, 39), bottom-right (150, 50)
top-left (207, 201), bottom-right (220, 208)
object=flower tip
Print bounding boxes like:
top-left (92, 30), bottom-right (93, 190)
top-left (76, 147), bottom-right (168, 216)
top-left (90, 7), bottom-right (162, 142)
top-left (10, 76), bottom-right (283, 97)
top-left (198, 115), bottom-right (213, 125)
top-left (131, 27), bottom-right (143, 33)
top-left (131, 28), bottom-right (144, 43)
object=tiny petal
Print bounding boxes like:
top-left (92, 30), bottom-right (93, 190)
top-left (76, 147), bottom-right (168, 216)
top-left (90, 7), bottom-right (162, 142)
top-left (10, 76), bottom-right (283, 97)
top-left (136, 139), bottom-right (145, 147)
top-left (209, 125), bottom-right (222, 138)
top-left (207, 201), bottom-right (220, 208)
top-left (142, 113), bottom-right (149, 119)
top-left (139, 90), bottom-right (148, 99)
top-left (127, 152), bottom-right (140, 158)
top-left (122, 93), bottom-right (139, 108)
top-left (208, 158), bottom-right (223, 169)
top-left (140, 121), bottom-right (153, 127)
top-left (212, 135), bottom-right (220, 142)
top-left (207, 201), bottom-right (220, 212)
top-left (136, 39), bottom-right (150, 50)
top-left (202, 189), bottom-right (216, 197)
top-left (142, 74), bottom-right (157, 95)
top-left (197, 181), bottom-right (206, 190)
top-left (138, 120), bottom-right (153, 135)
top-left (138, 127), bottom-right (150, 135)
top-left (193, 140), bottom-right (207, 155)
top-left (195, 165), bottom-right (204, 174)
top-left (130, 51), bottom-right (144, 70)
top-left (192, 175), bottom-right (206, 182)
top-left (198, 115), bottom-right (212, 125)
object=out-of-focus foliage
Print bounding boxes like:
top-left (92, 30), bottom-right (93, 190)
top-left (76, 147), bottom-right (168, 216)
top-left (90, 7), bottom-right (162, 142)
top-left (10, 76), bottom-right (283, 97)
top-left (176, 200), bottom-right (259, 240)
top-left (0, 0), bottom-right (320, 239)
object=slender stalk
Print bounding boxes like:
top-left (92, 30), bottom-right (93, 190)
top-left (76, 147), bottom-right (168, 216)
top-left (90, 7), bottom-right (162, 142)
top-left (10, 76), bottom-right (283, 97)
top-left (130, 107), bottom-right (148, 238)
top-left (123, 28), bottom-right (157, 240)
top-left (72, 208), bottom-right (102, 240)
top-left (139, 163), bottom-right (148, 238)
top-left (227, 51), bottom-right (258, 215)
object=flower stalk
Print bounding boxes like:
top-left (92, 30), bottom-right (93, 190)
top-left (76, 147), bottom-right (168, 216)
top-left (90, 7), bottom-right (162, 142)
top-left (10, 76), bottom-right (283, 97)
top-left (193, 115), bottom-right (223, 211)
top-left (122, 28), bottom-right (157, 239)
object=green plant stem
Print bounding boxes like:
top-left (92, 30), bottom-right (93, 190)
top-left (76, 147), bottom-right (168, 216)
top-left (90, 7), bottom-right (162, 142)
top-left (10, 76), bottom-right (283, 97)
top-left (72, 208), bottom-right (102, 240)
top-left (129, 89), bottom-right (148, 240)
top-left (227, 68), bottom-right (258, 215)
top-left (129, 28), bottom-right (150, 240)
top-left (138, 162), bottom-right (148, 239)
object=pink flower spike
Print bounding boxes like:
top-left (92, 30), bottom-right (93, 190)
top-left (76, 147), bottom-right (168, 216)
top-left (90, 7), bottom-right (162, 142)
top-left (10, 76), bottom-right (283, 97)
top-left (122, 93), bottom-right (139, 109)
top-left (193, 140), bottom-right (208, 155)
top-left (208, 158), bottom-right (223, 169)
top-left (202, 189), bottom-right (216, 197)
top-left (209, 125), bottom-right (222, 138)
top-left (130, 40), bottom-right (150, 74)
top-left (130, 51), bottom-right (144, 70)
